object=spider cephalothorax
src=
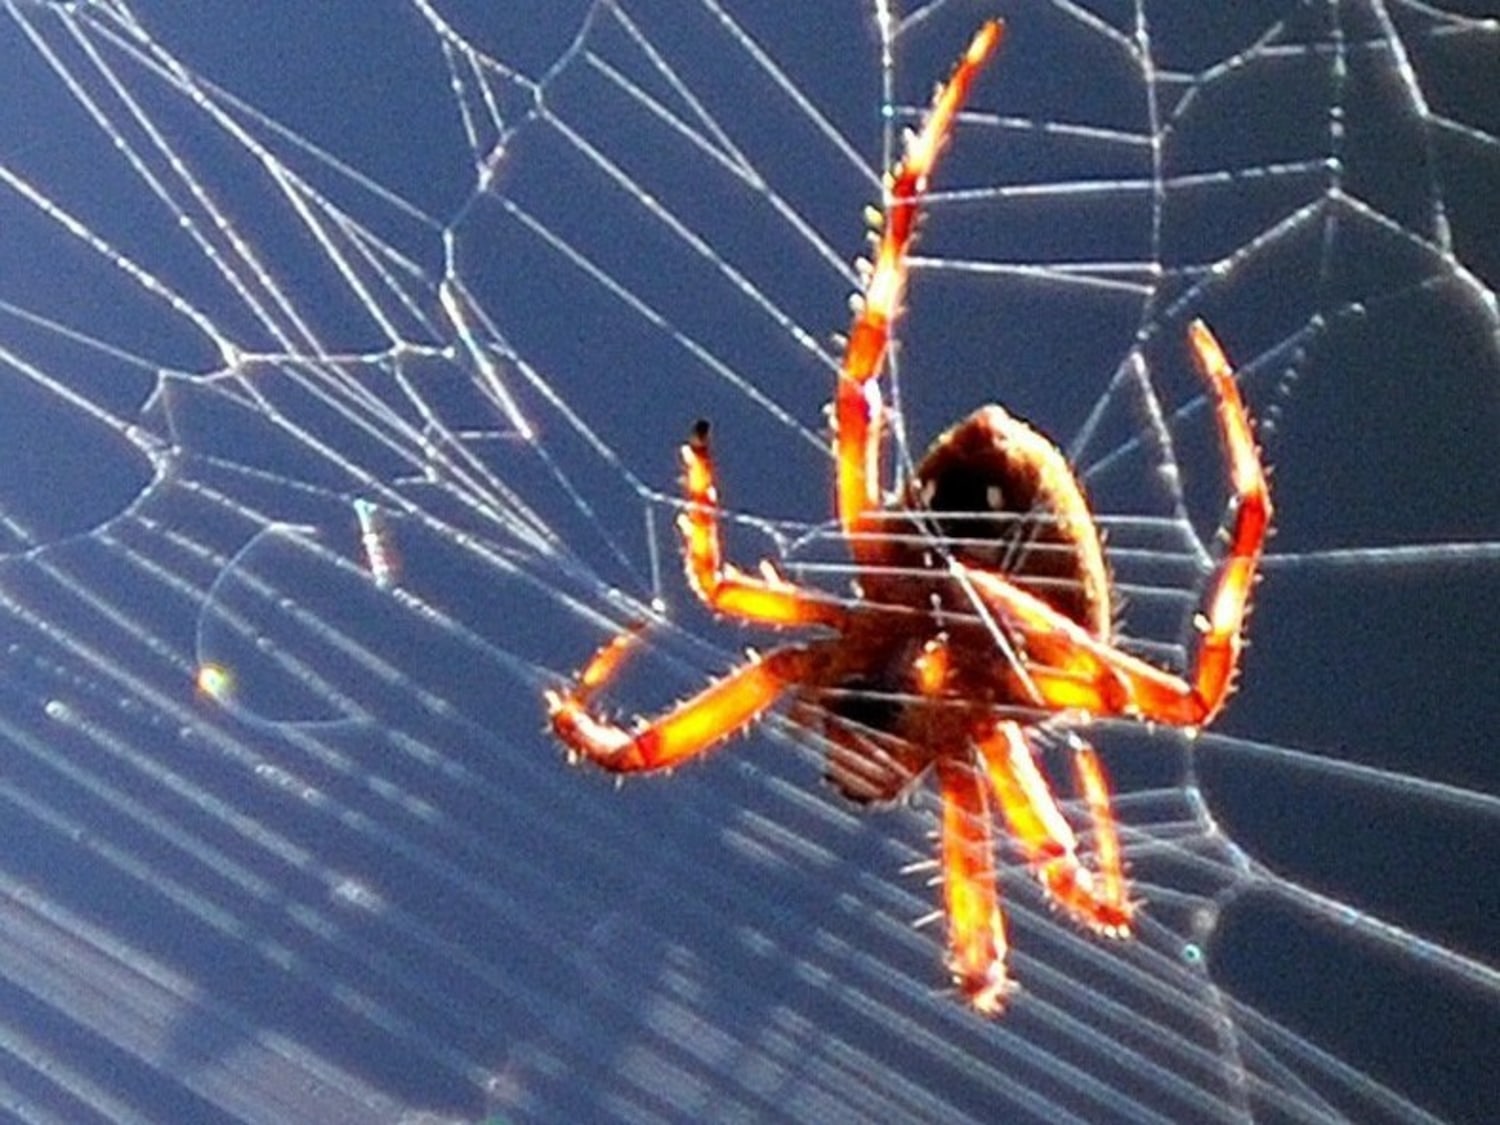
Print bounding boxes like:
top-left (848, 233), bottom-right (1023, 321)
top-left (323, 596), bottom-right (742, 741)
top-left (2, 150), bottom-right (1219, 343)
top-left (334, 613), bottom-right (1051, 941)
top-left (546, 21), bottom-right (1270, 1012)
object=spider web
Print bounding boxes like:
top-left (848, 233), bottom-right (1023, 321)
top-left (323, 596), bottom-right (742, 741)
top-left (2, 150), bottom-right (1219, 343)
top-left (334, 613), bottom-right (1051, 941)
top-left (0, 0), bottom-right (1496, 1122)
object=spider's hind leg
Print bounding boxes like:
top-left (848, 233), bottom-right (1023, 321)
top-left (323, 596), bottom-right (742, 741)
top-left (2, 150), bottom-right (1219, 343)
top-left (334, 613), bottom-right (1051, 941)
top-left (977, 721), bottom-right (1133, 936)
top-left (936, 755), bottom-right (1013, 1014)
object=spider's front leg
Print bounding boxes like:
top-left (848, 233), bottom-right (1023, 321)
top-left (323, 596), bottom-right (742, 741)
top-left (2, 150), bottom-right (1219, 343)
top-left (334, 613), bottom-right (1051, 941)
top-left (546, 641), bottom-right (817, 773)
top-left (966, 321), bottom-right (1272, 726)
top-left (836, 22), bottom-right (1003, 549)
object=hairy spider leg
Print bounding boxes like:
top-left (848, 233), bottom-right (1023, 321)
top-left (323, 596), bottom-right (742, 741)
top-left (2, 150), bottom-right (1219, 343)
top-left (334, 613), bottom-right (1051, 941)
top-left (1186, 319), bottom-right (1271, 710)
top-left (546, 645), bottom-right (818, 772)
top-left (837, 21), bottom-right (1004, 547)
top-left (679, 421), bottom-right (845, 628)
top-left (961, 320), bottom-right (1271, 726)
top-left (546, 417), bottom-right (847, 771)
top-left (977, 723), bottom-right (1132, 934)
top-left (937, 755), bottom-right (1012, 1013)
top-left (1072, 737), bottom-right (1129, 916)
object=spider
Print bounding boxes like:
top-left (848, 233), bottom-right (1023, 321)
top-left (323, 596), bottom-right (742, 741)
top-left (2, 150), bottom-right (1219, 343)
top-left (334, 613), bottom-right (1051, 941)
top-left (545, 20), bottom-right (1271, 1013)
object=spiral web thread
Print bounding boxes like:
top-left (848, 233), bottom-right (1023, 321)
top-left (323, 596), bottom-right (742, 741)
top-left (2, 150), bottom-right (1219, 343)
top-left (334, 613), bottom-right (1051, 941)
top-left (0, 1), bottom-right (1495, 1122)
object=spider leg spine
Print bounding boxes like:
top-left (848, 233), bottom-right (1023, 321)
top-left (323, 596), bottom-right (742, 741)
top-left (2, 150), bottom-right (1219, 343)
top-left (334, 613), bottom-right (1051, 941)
top-left (912, 909), bottom-right (945, 931)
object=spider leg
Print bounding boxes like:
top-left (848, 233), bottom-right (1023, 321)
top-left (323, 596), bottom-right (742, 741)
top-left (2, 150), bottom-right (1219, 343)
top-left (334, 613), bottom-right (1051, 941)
top-left (963, 321), bottom-right (1271, 726)
top-left (1071, 737), bottom-right (1130, 920)
top-left (679, 421), bottom-right (844, 628)
top-left (936, 754), bottom-right (1012, 1014)
top-left (976, 722), bottom-right (1132, 935)
top-left (1184, 319), bottom-right (1272, 711)
top-left (547, 642), bottom-right (817, 772)
top-left (836, 22), bottom-right (1003, 549)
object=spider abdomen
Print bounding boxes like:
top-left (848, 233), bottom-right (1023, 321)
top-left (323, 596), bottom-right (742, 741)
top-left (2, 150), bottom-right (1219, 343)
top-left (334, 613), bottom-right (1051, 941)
top-left (905, 405), bottom-right (1111, 638)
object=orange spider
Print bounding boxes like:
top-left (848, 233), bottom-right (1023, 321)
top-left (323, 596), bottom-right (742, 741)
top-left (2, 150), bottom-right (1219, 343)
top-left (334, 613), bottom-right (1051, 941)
top-left (545, 21), bottom-right (1270, 1013)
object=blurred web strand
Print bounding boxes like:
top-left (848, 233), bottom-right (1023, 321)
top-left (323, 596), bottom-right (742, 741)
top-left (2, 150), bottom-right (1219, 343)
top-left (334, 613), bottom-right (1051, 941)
top-left (0, 1), bottom-right (1495, 1123)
